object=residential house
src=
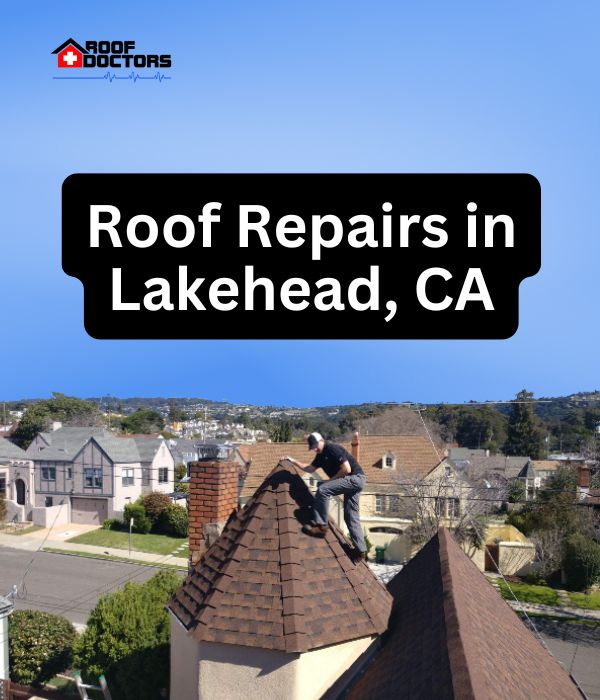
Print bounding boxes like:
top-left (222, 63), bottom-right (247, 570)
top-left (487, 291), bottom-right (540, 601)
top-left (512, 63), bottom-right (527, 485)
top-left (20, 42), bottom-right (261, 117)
top-left (236, 434), bottom-right (462, 562)
top-left (0, 438), bottom-right (33, 521)
top-left (168, 459), bottom-right (581, 700)
top-left (25, 426), bottom-right (174, 524)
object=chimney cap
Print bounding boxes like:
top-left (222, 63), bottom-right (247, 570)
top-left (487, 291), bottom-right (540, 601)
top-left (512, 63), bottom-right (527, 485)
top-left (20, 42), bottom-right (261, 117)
top-left (194, 442), bottom-right (234, 461)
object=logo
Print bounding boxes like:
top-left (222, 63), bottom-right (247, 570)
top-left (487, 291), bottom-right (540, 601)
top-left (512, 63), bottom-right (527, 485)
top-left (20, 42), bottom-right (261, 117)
top-left (51, 38), bottom-right (172, 82)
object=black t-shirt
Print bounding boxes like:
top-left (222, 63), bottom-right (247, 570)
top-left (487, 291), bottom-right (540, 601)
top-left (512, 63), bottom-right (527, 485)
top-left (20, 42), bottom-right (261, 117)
top-left (312, 442), bottom-right (364, 478)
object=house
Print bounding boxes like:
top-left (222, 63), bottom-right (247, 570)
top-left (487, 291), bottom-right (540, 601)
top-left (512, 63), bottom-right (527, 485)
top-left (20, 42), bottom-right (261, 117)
top-left (236, 434), bottom-right (453, 562)
top-left (51, 38), bottom-right (88, 69)
top-left (0, 438), bottom-right (33, 521)
top-left (168, 458), bottom-right (581, 700)
top-left (24, 426), bottom-right (174, 524)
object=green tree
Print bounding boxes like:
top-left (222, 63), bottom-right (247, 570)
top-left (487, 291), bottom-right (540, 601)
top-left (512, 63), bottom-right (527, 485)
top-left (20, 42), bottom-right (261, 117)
top-left (12, 393), bottom-right (100, 448)
top-left (74, 571), bottom-right (180, 700)
top-left (504, 390), bottom-right (545, 458)
top-left (563, 534), bottom-right (600, 591)
top-left (9, 610), bottom-right (76, 686)
top-left (120, 408), bottom-right (165, 434)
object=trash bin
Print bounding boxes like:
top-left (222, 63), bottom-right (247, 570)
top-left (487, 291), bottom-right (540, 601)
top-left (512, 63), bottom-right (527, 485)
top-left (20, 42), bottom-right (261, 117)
top-left (375, 546), bottom-right (386, 564)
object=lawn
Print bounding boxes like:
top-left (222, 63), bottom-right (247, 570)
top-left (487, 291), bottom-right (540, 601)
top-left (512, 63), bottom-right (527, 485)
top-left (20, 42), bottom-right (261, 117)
top-left (567, 591), bottom-right (600, 610)
top-left (494, 579), bottom-right (561, 606)
top-left (67, 528), bottom-right (187, 555)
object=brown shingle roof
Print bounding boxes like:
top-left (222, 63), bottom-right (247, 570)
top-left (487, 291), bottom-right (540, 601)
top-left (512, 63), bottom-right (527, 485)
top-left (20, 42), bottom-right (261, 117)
top-left (239, 436), bottom-right (441, 497)
top-left (169, 461), bottom-right (392, 653)
top-left (346, 529), bottom-right (581, 700)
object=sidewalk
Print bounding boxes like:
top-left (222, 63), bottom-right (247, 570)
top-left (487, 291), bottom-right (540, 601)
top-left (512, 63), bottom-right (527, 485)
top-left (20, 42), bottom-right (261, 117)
top-left (0, 526), bottom-right (188, 568)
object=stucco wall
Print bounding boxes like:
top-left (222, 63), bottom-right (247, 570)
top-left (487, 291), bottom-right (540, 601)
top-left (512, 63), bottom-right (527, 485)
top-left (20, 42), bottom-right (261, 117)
top-left (111, 462), bottom-right (143, 516)
top-left (170, 614), bottom-right (375, 700)
top-left (32, 502), bottom-right (70, 527)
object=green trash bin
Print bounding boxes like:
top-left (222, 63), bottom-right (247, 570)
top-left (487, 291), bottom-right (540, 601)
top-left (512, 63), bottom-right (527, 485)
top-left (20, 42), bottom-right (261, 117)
top-left (375, 546), bottom-right (385, 564)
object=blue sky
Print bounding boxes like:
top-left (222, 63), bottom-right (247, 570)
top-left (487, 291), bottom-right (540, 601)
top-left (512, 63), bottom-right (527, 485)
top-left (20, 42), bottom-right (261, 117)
top-left (1, 2), bottom-right (598, 406)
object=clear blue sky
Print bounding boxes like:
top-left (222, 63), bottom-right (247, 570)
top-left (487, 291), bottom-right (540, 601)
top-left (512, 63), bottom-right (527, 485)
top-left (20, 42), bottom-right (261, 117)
top-left (2, 2), bottom-right (598, 406)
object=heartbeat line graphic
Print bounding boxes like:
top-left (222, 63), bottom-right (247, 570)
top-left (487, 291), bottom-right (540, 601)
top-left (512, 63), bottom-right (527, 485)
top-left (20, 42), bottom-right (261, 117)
top-left (53, 71), bottom-right (171, 83)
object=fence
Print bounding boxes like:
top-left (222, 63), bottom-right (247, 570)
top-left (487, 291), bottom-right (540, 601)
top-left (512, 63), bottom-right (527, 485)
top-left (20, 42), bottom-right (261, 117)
top-left (0, 679), bottom-right (73, 700)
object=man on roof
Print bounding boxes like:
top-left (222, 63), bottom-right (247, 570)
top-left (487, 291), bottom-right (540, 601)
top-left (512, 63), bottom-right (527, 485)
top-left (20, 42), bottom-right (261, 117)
top-left (287, 432), bottom-right (367, 562)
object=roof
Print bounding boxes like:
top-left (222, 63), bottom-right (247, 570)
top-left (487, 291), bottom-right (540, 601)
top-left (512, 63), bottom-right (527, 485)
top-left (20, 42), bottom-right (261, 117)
top-left (531, 460), bottom-right (562, 472)
top-left (345, 529), bottom-right (581, 700)
top-left (239, 436), bottom-right (441, 497)
top-left (94, 436), bottom-right (140, 463)
top-left (132, 437), bottom-right (164, 462)
top-left (26, 427), bottom-right (109, 461)
top-left (0, 438), bottom-right (27, 460)
top-left (452, 454), bottom-right (531, 481)
top-left (517, 461), bottom-right (536, 479)
top-left (51, 38), bottom-right (88, 54)
top-left (169, 461), bottom-right (392, 653)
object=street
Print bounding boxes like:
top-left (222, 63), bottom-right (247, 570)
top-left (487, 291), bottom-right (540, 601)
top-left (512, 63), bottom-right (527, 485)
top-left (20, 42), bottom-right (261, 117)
top-left (0, 546), bottom-right (183, 626)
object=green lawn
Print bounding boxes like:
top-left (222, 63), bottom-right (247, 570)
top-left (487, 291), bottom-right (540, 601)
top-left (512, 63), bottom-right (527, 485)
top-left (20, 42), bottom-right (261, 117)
top-left (494, 579), bottom-right (561, 606)
top-left (66, 528), bottom-right (187, 555)
top-left (567, 591), bottom-right (600, 610)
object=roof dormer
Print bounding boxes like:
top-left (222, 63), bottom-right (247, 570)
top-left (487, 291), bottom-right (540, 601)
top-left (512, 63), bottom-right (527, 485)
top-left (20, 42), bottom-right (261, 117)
top-left (383, 451), bottom-right (396, 469)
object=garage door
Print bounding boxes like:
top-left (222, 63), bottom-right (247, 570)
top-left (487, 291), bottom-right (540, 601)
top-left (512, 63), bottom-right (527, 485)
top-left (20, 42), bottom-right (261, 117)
top-left (71, 497), bottom-right (108, 525)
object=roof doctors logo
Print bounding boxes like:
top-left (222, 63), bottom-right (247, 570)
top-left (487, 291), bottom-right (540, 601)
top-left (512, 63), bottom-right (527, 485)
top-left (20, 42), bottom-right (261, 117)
top-left (51, 38), bottom-right (172, 83)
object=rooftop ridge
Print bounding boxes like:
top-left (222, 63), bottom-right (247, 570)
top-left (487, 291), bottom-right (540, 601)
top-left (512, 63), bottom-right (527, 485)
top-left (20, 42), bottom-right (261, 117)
top-left (169, 461), bottom-right (392, 653)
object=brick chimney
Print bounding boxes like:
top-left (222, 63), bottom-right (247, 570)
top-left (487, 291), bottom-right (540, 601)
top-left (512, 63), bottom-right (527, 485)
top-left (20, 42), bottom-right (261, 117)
top-left (577, 465), bottom-right (590, 501)
top-left (188, 460), bottom-right (238, 567)
top-left (351, 431), bottom-right (360, 462)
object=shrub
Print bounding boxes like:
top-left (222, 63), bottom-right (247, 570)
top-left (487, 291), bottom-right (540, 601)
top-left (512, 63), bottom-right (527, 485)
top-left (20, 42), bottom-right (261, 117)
top-left (159, 503), bottom-right (188, 537)
top-left (563, 534), bottom-right (600, 591)
top-left (0, 496), bottom-right (6, 522)
top-left (123, 502), bottom-right (151, 534)
top-left (174, 463), bottom-right (187, 481)
top-left (9, 610), bottom-right (76, 686)
top-left (73, 570), bottom-right (181, 700)
top-left (102, 518), bottom-right (121, 531)
top-left (142, 492), bottom-right (172, 526)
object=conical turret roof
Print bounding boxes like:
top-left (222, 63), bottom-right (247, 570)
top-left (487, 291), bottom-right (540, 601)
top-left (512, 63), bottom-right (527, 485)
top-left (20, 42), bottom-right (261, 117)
top-left (169, 461), bottom-right (392, 653)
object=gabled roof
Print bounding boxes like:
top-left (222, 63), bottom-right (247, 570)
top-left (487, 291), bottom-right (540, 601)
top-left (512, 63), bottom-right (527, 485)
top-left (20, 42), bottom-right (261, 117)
top-left (169, 461), bottom-right (392, 653)
top-left (93, 436), bottom-right (140, 463)
top-left (51, 38), bottom-right (88, 54)
top-left (0, 438), bottom-right (27, 460)
top-left (345, 529), bottom-right (581, 700)
top-left (517, 460), bottom-right (536, 479)
top-left (132, 436), bottom-right (164, 462)
top-left (26, 427), bottom-right (109, 460)
top-left (239, 435), bottom-right (441, 497)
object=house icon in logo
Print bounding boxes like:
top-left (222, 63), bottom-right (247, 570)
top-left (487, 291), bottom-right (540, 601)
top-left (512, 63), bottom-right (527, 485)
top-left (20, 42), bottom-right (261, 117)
top-left (52, 38), bottom-right (88, 68)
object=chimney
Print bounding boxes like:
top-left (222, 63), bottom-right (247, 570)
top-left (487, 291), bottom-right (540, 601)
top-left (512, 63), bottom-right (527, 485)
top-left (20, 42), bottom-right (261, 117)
top-left (577, 465), bottom-right (590, 500)
top-left (351, 431), bottom-right (360, 462)
top-left (188, 458), bottom-right (238, 568)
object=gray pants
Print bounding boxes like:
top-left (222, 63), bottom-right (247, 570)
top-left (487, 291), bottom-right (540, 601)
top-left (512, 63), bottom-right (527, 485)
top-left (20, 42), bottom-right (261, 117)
top-left (314, 473), bottom-right (367, 552)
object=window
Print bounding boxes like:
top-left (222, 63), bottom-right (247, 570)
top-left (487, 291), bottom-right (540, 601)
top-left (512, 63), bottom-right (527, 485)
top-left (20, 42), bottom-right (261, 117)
top-left (122, 468), bottom-right (134, 487)
top-left (375, 495), bottom-right (400, 514)
top-left (448, 498), bottom-right (460, 518)
top-left (41, 466), bottom-right (56, 481)
top-left (45, 496), bottom-right (53, 507)
top-left (158, 468), bottom-right (169, 484)
top-left (66, 467), bottom-right (73, 480)
top-left (0, 474), bottom-right (6, 496)
top-left (435, 497), bottom-right (460, 519)
top-left (84, 468), bottom-right (102, 489)
top-left (383, 452), bottom-right (396, 469)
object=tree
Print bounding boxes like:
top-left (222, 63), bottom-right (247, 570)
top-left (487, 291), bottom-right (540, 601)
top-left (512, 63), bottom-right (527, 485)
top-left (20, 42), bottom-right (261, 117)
top-left (9, 610), bottom-right (76, 686)
top-left (12, 393), bottom-right (101, 448)
top-left (504, 390), bottom-right (545, 458)
top-left (269, 421), bottom-right (293, 442)
top-left (563, 534), bottom-right (600, 591)
top-left (74, 571), bottom-right (180, 700)
top-left (120, 408), bottom-right (165, 434)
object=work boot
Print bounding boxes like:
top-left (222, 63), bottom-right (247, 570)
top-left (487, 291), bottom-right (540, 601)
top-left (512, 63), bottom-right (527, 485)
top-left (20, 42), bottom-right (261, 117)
top-left (350, 548), bottom-right (368, 563)
top-left (302, 522), bottom-right (327, 538)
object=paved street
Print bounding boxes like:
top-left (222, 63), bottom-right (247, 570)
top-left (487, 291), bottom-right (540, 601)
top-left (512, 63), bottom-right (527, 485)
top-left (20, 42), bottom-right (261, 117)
top-left (0, 546), bottom-right (183, 626)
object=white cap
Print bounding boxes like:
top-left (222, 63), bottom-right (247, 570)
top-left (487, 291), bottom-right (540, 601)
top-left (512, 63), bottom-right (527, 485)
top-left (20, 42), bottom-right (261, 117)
top-left (307, 432), bottom-right (324, 450)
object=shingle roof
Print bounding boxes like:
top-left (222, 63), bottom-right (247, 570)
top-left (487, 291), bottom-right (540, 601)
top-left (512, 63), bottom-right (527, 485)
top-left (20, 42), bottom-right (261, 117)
top-left (0, 438), bottom-right (27, 460)
top-left (132, 437), bottom-right (164, 462)
top-left (26, 426), bottom-right (109, 460)
top-left (345, 529), bottom-right (581, 700)
top-left (239, 436), bottom-right (441, 497)
top-left (169, 461), bottom-right (392, 653)
top-left (94, 436), bottom-right (140, 463)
